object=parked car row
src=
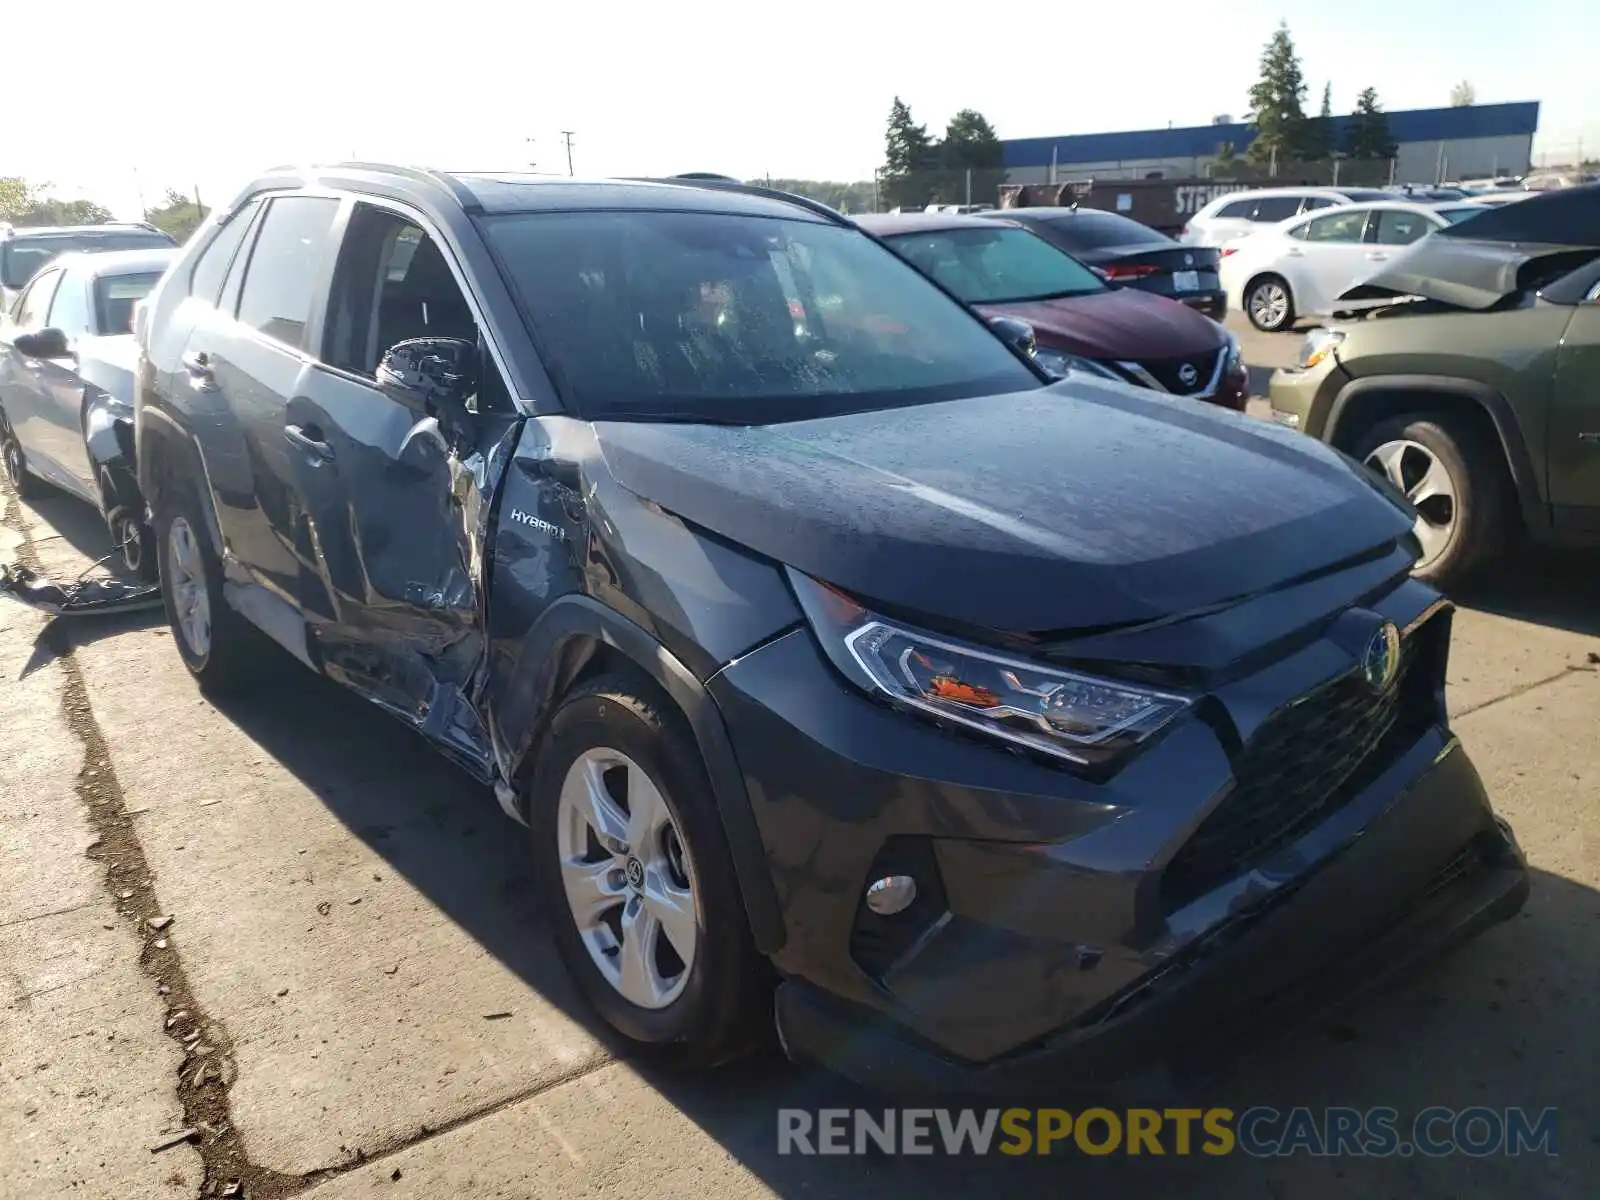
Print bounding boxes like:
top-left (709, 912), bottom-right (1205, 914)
top-left (0, 166), bottom-right (1551, 1097)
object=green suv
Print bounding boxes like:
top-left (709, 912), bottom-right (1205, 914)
top-left (1268, 185), bottom-right (1600, 588)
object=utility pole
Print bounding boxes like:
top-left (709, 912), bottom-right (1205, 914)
top-left (132, 167), bottom-right (147, 217)
top-left (194, 185), bottom-right (203, 214)
top-left (525, 138), bottom-right (537, 170)
top-left (560, 130), bottom-right (576, 176)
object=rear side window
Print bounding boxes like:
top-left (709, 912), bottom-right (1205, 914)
top-left (94, 272), bottom-right (164, 334)
top-left (1215, 199), bottom-right (1256, 219)
top-left (1299, 197), bottom-right (1335, 213)
top-left (1373, 210), bottom-right (1435, 245)
top-left (1252, 196), bottom-right (1302, 222)
top-left (1042, 210), bottom-right (1170, 249)
top-left (235, 196), bottom-right (340, 350)
top-left (190, 200), bottom-right (261, 306)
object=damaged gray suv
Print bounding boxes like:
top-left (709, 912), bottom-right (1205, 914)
top-left (132, 165), bottom-right (1527, 1093)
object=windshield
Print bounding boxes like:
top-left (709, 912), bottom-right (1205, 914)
top-left (1, 231), bottom-right (174, 288)
top-left (881, 226), bottom-right (1106, 305)
top-left (482, 210), bottom-right (1040, 421)
top-left (93, 271), bottom-right (164, 334)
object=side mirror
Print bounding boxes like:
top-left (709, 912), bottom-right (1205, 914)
top-left (14, 327), bottom-right (71, 359)
top-left (376, 337), bottom-right (477, 416)
top-left (986, 315), bottom-right (1037, 359)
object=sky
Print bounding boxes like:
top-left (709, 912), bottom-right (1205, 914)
top-left (9, 0), bottom-right (1597, 220)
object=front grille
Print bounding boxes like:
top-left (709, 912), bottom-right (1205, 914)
top-left (1132, 348), bottom-right (1223, 395)
top-left (1160, 620), bottom-right (1442, 912)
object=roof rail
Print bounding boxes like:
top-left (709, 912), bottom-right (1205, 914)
top-left (259, 161), bottom-right (482, 210)
top-left (633, 174), bottom-right (852, 226)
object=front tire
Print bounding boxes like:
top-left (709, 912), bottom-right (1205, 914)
top-left (153, 485), bottom-right (272, 690)
top-left (530, 673), bottom-right (768, 1066)
top-left (1355, 413), bottom-right (1514, 590)
top-left (1244, 274), bottom-right (1296, 332)
top-left (1, 417), bottom-right (41, 500)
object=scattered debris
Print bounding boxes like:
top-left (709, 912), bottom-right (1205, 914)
top-left (151, 1128), bottom-right (199, 1154)
top-left (118, 889), bottom-right (135, 900)
top-left (148, 915), bottom-right (174, 931)
top-left (316, 901), bottom-right (332, 916)
top-left (482, 1011), bottom-right (512, 1021)
top-left (221, 1182), bottom-right (243, 1198)
top-left (103, 922), bottom-right (116, 930)
top-left (391, 1169), bottom-right (403, 1182)
top-left (0, 562), bottom-right (163, 617)
top-left (199, 799), bottom-right (224, 807)
top-left (166, 1012), bottom-right (190, 1029)
top-left (276, 987), bottom-right (289, 997)
top-left (348, 897), bottom-right (363, 906)
top-left (153, 938), bottom-right (168, 950)
top-left (384, 965), bottom-right (400, 976)
top-left (1588, 651), bottom-right (1599, 665)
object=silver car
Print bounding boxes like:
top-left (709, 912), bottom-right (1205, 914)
top-left (0, 248), bottom-right (178, 575)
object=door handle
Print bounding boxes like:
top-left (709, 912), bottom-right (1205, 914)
top-left (1365, 252), bottom-right (1389, 261)
top-left (284, 424), bottom-right (334, 463)
top-left (182, 350), bottom-right (217, 391)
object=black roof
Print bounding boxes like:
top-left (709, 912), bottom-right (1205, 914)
top-left (241, 163), bottom-right (835, 224)
top-left (854, 212), bottom-right (1019, 235)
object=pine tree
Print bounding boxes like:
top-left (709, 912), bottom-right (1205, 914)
top-left (939, 109), bottom-right (1005, 205)
top-left (1346, 87), bottom-right (1398, 160)
top-left (1246, 22), bottom-right (1310, 171)
top-left (882, 97), bottom-right (936, 209)
top-left (1305, 83), bottom-right (1335, 161)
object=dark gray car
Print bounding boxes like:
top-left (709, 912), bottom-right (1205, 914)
top-left (131, 165), bottom-right (1527, 1094)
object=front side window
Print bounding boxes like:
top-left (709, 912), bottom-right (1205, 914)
top-left (46, 274), bottom-right (91, 336)
top-left (323, 204), bottom-right (507, 407)
top-left (1294, 211), bottom-right (1369, 243)
top-left (94, 271), bottom-right (164, 334)
top-left (1299, 197), bottom-right (1336, 213)
top-left (1373, 210), bottom-right (1437, 246)
top-left (14, 269), bottom-right (63, 326)
top-left (190, 200), bottom-right (261, 307)
top-left (235, 196), bottom-right (340, 350)
top-left (1215, 199), bottom-right (1256, 219)
top-left (882, 226), bottom-right (1105, 306)
top-left (482, 210), bottom-right (1040, 421)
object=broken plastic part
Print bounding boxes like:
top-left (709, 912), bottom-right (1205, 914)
top-left (0, 563), bottom-right (162, 617)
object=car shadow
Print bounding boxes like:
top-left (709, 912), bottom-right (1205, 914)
top-left (174, 642), bottom-right (1591, 1198)
top-left (1451, 546), bottom-right (1600, 638)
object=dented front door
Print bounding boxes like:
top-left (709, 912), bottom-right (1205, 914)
top-left (282, 361), bottom-right (518, 775)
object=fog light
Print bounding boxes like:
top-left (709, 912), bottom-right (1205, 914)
top-left (865, 875), bottom-right (917, 916)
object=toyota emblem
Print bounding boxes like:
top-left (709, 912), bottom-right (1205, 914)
top-left (1362, 622), bottom-right (1402, 693)
top-left (1177, 363), bottom-right (1199, 387)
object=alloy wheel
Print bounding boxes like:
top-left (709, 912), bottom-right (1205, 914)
top-left (1248, 281), bottom-right (1289, 330)
top-left (110, 510), bottom-right (143, 575)
top-left (1365, 439), bottom-right (1458, 568)
top-left (166, 516), bottom-right (212, 657)
top-left (555, 747), bottom-right (700, 1010)
top-left (2, 434), bottom-right (23, 489)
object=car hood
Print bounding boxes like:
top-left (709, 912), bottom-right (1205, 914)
top-left (594, 385), bottom-right (1413, 634)
top-left (1339, 237), bottom-right (1600, 309)
top-left (979, 288), bottom-right (1222, 359)
top-left (1438, 181), bottom-right (1600, 247)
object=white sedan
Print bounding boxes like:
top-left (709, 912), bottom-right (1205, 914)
top-left (1219, 201), bottom-right (1484, 332)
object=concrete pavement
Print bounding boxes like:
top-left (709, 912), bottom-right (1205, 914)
top-left (2, 448), bottom-right (1596, 1199)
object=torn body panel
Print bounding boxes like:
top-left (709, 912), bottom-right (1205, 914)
top-left (283, 360), bottom-right (522, 781)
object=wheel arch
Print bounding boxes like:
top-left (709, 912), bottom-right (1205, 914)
top-left (1325, 375), bottom-right (1546, 533)
top-left (498, 593), bottom-right (787, 954)
top-left (136, 409), bottom-right (229, 559)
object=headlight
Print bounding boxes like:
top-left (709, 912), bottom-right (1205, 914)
top-left (1298, 328), bottom-right (1345, 370)
top-left (1223, 330), bottom-right (1244, 372)
top-left (790, 572), bottom-right (1191, 772)
top-left (1033, 347), bottom-right (1123, 382)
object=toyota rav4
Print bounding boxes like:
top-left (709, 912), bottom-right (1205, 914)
top-left (133, 165), bottom-right (1528, 1093)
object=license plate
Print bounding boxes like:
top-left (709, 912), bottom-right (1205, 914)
top-left (1173, 270), bottom-right (1199, 292)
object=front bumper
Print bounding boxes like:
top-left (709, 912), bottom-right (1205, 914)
top-left (1266, 353), bottom-right (1349, 438)
top-left (709, 577), bottom-right (1527, 1095)
top-left (774, 751), bottom-right (1526, 1097)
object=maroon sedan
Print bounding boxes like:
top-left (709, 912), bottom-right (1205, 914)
top-left (856, 212), bottom-right (1248, 410)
